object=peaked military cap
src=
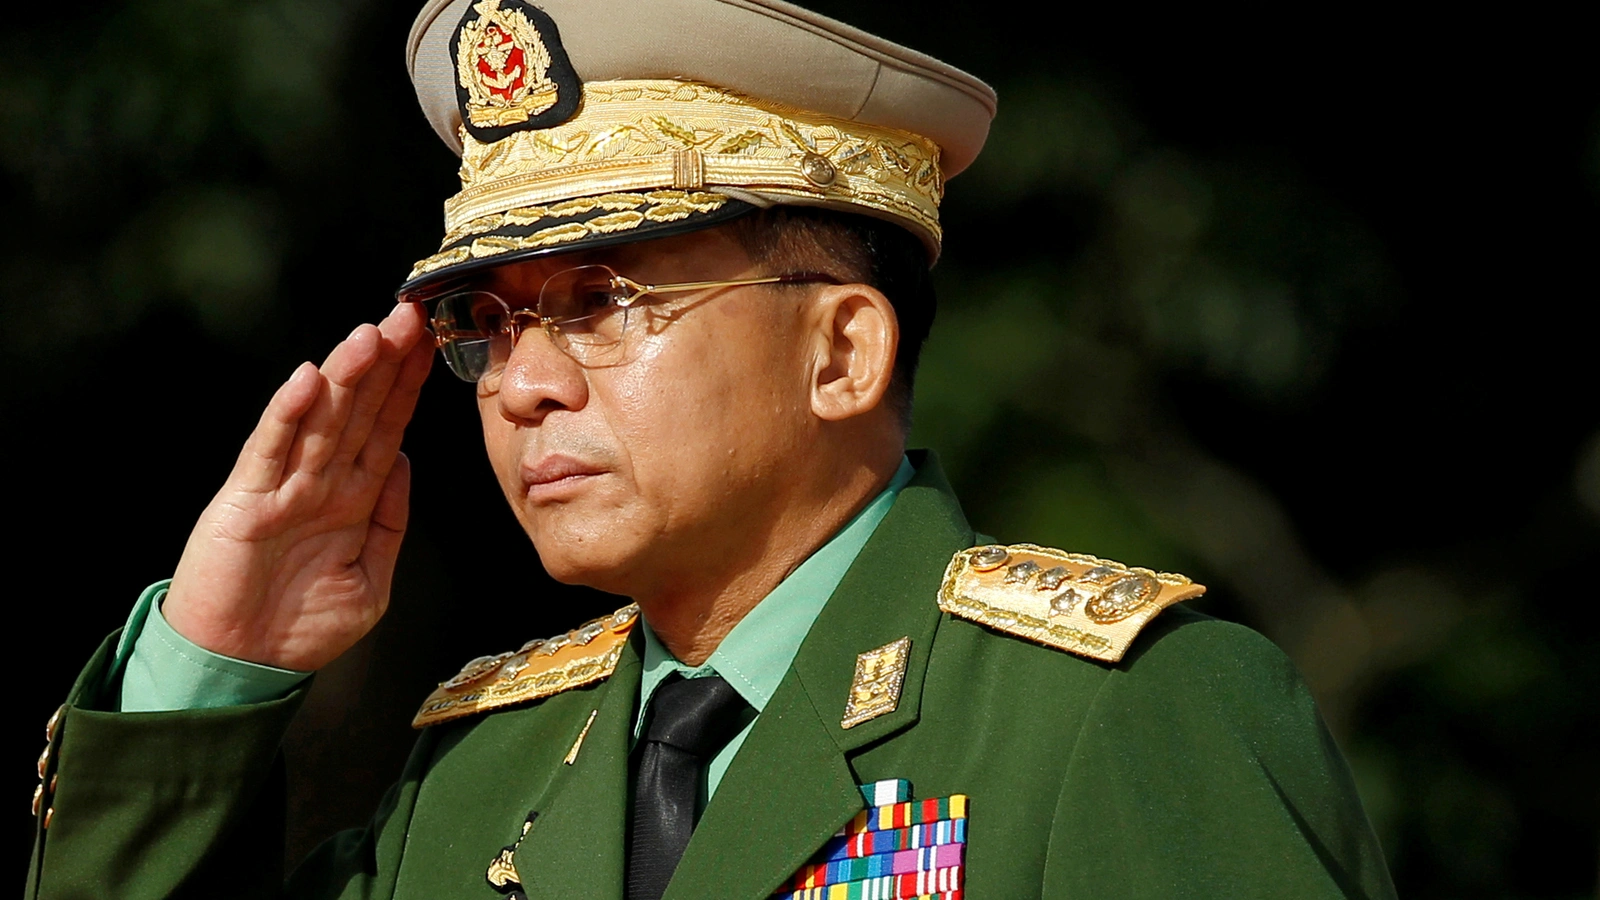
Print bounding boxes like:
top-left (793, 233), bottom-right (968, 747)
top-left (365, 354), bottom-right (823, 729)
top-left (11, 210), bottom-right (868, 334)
top-left (398, 0), bottom-right (997, 300)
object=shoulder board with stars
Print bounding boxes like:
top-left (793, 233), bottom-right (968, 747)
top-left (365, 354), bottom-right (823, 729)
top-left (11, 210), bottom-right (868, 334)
top-left (938, 544), bottom-right (1204, 663)
top-left (413, 605), bottom-right (640, 728)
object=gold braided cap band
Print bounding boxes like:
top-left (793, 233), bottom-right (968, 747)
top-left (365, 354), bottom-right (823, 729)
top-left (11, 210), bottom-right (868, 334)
top-left (407, 79), bottom-right (943, 284)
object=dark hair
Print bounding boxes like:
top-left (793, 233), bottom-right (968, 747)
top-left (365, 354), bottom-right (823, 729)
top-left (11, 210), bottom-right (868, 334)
top-left (725, 207), bottom-right (936, 428)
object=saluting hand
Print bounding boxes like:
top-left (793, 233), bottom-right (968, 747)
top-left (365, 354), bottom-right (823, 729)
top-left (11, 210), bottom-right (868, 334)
top-left (163, 303), bottom-right (435, 671)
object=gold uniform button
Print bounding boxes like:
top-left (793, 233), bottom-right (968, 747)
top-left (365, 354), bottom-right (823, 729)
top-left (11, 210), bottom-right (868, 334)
top-left (42, 807), bottom-right (53, 829)
top-left (45, 704), bottom-right (65, 742)
top-left (30, 783), bottom-right (42, 816)
top-left (36, 745), bottom-right (50, 779)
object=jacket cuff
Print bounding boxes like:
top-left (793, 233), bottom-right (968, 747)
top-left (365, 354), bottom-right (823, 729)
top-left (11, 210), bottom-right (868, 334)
top-left (119, 581), bottom-right (311, 712)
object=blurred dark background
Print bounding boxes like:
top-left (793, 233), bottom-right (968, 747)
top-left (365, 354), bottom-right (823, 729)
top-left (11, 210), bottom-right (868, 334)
top-left (4, 2), bottom-right (1597, 897)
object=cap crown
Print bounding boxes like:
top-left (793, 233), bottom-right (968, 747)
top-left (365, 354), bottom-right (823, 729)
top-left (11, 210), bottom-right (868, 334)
top-left (400, 0), bottom-right (996, 297)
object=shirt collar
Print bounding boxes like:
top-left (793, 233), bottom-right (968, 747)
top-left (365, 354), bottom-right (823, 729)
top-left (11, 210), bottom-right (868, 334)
top-left (635, 455), bottom-right (917, 739)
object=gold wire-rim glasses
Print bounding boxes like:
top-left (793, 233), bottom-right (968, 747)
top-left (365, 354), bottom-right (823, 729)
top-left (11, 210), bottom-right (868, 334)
top-left (427, 264), bottom-right (843, 382)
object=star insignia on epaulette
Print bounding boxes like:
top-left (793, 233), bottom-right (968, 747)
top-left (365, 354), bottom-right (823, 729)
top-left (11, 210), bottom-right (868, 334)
top-left (413, 605), bottom-right (640, 728)
top-left (938, 544), bottom-right (1204, 662)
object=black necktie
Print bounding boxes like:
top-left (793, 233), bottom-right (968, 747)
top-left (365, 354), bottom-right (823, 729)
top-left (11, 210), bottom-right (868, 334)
top-left (626, 675), bottom-right (751, 900)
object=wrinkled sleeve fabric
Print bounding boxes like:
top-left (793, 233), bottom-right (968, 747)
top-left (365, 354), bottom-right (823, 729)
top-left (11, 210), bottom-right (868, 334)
top-left (116, 580), bottom-right (311, 713)
top-left (1041, 617), bottom-right (1397, 899)
top-left (28, 629), bottom-right (429, 899)
top-left (29, 632), bottom-right (305, 899)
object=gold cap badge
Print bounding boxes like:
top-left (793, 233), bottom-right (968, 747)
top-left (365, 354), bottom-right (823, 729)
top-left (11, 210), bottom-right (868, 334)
top-left (450, 0), bottom-right (579, 142)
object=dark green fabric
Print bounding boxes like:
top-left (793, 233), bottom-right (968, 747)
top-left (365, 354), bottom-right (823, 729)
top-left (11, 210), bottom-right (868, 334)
top-left (28, 633), bottom-right (305, 899)
top-left (26, 454), bottom-right (1395, 899)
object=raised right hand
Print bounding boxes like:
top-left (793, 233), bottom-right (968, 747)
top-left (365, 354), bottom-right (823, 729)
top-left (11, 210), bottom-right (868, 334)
top-left (162, 303), bottom-right (435, 671)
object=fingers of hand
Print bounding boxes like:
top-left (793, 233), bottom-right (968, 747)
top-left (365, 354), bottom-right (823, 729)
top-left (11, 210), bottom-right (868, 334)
top-left (231, 362), bottom-right (321, 493)
top-left (329, 306), bottom-right (427, 468)
top-left (216, 306), bottom-right (430, 517)
top-left (355, 323), bottom-right (435, 475)
top-left (370, 450), bottom-right (411, 536)
top-left (360, 451), bottom-right (411, 601)
top-left (381, 302), bottom-right (429, 348)
top-left (322, 322), bottom-right (385, 389)
top-left (284, 323), bottom-right (385, 476)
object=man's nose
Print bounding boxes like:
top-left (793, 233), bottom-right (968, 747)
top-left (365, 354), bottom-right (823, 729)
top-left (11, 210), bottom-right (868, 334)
top-left (493, 326), bottom-right (588, 424)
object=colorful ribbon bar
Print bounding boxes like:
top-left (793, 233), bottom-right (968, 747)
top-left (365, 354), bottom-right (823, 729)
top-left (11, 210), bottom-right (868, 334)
top-left (774, 782), bottom-right (967, 900)
top-left (775, 865), bottom-right (964, 899)
top-left (817, 818), bottom-right (967, 862)
top-left (777, 883), bottom-right (960, 890)
top-left (839, 795), bottom-right (968, 836)
top-left (860, 779), bottom-right (912, 806)
top-left (787, 843), bottom-right (964, 889)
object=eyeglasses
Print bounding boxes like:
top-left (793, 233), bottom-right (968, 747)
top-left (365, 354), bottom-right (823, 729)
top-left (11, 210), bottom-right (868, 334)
top-left (428, 264), bottom-right (840, 383)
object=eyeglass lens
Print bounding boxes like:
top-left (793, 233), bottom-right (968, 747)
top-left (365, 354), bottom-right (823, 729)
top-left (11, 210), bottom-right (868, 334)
top-left (431, 266), bottom-right (635, 382)
top-left (431, 291), bottom-right (511, 383)
top-left (537, 265), bottom-right (633, 344)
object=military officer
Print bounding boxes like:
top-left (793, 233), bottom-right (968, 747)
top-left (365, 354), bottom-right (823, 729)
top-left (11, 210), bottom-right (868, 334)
top-left (25, 1), bottom-right (1397, 898)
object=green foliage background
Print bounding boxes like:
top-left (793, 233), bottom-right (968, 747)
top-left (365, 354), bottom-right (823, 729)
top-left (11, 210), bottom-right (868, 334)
top-left (2, 1), bottom-right (1596, 896)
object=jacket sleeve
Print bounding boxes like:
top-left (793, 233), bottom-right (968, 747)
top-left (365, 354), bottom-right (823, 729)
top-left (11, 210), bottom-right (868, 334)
top-left (1040, 614), bottom-right (1397, 900)
top-left (25, 631), bottom-right (434, 900)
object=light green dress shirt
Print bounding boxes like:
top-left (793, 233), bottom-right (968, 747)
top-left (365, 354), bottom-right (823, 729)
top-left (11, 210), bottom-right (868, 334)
top-left (114, 455), bottom-right (918, 779)
top-left (113, 581), bottom-right (310, 712)
top-left (633, 456), bottom-right (915, 800)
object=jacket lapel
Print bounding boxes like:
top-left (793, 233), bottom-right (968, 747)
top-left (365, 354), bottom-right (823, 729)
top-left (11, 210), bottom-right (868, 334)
top-left (663, 454), bottom-right (975, 900)
top-left (514, 632), bottom-right (643, 900)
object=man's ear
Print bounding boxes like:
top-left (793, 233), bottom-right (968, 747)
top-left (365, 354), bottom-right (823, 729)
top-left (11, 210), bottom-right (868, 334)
top-left (805, 283), bottom-right (898, 422)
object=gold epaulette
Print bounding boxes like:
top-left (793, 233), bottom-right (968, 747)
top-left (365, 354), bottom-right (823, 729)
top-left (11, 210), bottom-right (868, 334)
top-left (938, 544), bottom-right (1204, 663)
top-left (412, 605), bottom-right (640, 728)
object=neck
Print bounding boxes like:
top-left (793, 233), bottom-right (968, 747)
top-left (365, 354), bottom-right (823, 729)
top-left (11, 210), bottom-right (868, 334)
top-left (635, 450), bottom-right (900, 666)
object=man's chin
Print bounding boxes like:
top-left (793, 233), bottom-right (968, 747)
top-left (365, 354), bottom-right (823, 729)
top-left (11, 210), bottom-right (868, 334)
top-left (523, 516), bottom-right (644, 594)
top-left (534, 551), bottom-right (642, 598)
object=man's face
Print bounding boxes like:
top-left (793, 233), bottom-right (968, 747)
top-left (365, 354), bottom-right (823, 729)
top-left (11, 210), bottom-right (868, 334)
top-left (473, 226), bottom-right (818, 598)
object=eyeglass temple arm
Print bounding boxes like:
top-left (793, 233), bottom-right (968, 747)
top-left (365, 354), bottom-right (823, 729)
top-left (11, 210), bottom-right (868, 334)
top-left (617, 272), bottom-right (843, 305)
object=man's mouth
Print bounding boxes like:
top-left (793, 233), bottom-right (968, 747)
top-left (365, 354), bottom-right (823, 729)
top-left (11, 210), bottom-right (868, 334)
top-left (521, 455), bottom-right (607, 498)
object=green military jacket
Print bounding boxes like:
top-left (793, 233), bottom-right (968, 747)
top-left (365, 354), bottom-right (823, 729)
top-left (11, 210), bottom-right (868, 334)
top-left (26, 460), bottom-right (1395, 899)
